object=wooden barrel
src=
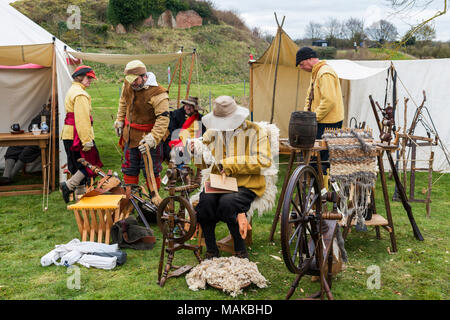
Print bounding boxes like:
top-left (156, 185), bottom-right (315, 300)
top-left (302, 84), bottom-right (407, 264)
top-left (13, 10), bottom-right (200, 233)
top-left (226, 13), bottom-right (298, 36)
top-left (288, 111), bottom-right (317, 148)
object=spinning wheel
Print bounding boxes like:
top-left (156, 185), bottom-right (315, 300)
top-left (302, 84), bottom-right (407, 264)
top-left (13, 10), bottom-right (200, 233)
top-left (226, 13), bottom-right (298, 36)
top-left (281, 165), bottom-right (321, 274)
top-left (280, 165), bottom-right (341, 300)
top-left (157, 162), bottom-right (202, 287)
top-left (157, 195), bottom-right (197, 244)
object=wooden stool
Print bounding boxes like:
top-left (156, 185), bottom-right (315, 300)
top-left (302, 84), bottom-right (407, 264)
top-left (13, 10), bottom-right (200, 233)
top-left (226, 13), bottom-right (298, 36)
top-left (196, 220), bottom-right (253, 255)
top-left (67, 195), bottom-right (126, 244)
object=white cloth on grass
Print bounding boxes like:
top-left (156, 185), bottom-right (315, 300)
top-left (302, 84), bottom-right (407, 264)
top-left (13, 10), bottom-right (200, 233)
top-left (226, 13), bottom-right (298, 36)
top-left (77, 255), bottom-right (117, 270)
top-left (41, 239), bottom-right (119, 269)
top-left (60, 250), bottom-right (82, 267)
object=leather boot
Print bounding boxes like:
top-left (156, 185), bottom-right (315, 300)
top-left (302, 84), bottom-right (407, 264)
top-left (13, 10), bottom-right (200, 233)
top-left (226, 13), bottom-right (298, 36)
top-left (61, 170), bottom-right (86, 203)
top-left (204, 250), bottom-right (220, 260)
top-left (60, 181), bottom-right (72, 203)
top-left (65, 170), bottom-right (86, 190)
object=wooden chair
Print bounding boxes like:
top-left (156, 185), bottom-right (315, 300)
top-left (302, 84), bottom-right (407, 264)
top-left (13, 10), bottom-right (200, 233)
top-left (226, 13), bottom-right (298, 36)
top-left (67, 194), bottom-right (127, 244)
top-left (192, 122), bottom-right (280, 255)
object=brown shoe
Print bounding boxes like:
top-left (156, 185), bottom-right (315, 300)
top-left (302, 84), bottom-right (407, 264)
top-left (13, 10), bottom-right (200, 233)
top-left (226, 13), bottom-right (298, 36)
top-left (0, 177), bottom-right (11, 186)
top-left (204, 250), bottom-right (220, 260)
top-left (234, 250), bottom-right (249, 259)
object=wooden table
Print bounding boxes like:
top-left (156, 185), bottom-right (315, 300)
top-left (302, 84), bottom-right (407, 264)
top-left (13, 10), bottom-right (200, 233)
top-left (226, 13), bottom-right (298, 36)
top-left (0, 132), bottom-right (50, 197)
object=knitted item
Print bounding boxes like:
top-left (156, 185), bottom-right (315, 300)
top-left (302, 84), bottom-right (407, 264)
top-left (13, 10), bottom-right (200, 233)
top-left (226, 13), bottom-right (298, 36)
top-left (323, 129), bottom-right (377, 228)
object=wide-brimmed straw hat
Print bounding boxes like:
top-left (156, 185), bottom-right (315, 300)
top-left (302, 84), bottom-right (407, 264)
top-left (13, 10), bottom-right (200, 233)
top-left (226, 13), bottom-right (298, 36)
top-left (181, 96), bottom-right (203, 111)
top-left (202, 96), bottom-right (249, 130)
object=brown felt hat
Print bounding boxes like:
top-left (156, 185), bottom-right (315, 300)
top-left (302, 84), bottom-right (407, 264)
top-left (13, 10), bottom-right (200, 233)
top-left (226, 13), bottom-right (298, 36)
top-left (181, 96), bottom-right (203, 110)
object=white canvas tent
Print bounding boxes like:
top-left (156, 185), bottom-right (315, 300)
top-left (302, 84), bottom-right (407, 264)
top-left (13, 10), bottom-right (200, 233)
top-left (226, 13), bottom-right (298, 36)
top-left (346, 59), bottom-right (450, 172)
top-left (0, 2), bottom-right (200, 189)
top-left (0, 1), bottom-right (73, 187)
top-left (250, 26), bottom-right (450, 172)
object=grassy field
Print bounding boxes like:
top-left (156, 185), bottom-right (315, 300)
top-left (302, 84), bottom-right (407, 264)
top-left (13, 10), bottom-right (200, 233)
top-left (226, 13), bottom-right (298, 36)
top-left (336, 48), bottom-right (415, 60)
top-left (0, 82), bottom-right (448, 300)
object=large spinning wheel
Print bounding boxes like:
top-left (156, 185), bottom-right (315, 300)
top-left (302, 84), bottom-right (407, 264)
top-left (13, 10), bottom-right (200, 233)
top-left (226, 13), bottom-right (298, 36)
top-left (281, 165), bottom-right (321, 274)
top-left (280, 165), bottom-right (340, 300)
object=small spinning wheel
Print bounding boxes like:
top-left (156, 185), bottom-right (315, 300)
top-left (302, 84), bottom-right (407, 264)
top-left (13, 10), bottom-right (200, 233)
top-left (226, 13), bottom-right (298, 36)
top-left (157, 162), bottom-right (202, 287)
top-left (280, 165), bottom-right (340, 300)
top-left (157, 195), bottom-right (197, 244)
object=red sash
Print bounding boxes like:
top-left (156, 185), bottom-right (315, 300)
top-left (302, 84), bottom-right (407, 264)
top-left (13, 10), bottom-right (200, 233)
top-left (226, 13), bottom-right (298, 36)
top-left (119, 117), bottom-right (155, 150)
top-left (168, 113), bottom-right (199, 148)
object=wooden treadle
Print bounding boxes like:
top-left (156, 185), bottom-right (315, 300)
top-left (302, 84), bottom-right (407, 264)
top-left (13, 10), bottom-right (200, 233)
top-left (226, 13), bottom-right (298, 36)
top-left (351, 213), bottom-right (389, 226)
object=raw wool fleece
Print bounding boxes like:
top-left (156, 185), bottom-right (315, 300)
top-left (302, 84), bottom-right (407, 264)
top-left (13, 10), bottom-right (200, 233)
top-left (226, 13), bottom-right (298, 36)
top-left (185, 256), bottom-right (268, 297)
top-left (189, 122), bottom-right (279, 221)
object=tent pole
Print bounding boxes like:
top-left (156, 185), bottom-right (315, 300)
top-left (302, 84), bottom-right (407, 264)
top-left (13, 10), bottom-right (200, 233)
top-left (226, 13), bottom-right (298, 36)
top-left (249, 61), bottom-right (254, 121)
top-left (294, 69), bottom-right (300, 111)
top-left (167, 59), bottom-right (179, 92)
top-left (177, 46), bottom-right (184, 108)
top-left (270, 26), bottom-right (283, 124)
top-left (185, 49), bottom-right (196, 99)
top-left (50, 41), bottom-right (57, 192)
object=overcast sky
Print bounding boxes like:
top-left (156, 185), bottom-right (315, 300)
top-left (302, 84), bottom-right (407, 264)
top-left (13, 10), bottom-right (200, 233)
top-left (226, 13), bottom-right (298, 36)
top-left (3, 0), bottom-right (448, 40)
top-left (211, 0), bottom-right (450, 41)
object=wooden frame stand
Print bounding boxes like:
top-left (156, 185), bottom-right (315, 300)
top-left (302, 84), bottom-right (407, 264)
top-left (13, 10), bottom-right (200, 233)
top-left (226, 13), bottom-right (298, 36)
top-left (270, 139), bottom-right (399, 253)
top-left (67, 194), bottom-right (126, 244)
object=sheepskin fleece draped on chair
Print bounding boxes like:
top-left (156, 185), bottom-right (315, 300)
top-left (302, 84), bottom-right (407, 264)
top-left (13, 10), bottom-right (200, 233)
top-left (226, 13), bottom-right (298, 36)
top-left (190, 121), bottom-right (279, 221)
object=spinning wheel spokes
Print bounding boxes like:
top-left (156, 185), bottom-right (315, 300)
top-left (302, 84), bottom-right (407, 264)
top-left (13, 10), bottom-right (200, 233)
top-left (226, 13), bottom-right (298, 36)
top-left (157, 195), bottom-right (197, 244)
top-left (281, 165), bottom-right (321, 274)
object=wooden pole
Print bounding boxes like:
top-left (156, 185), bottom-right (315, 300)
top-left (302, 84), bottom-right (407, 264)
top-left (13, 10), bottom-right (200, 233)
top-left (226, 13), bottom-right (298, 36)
top-left (185, 49), bottom-right (196, 99)
top-left (50, 41), bottom-right (57, 192)
top-left (270, 25), bottom-right (283, 124)
top-left (377, 152), bottom-right (398, 252)
top-left (426, 151), bottom-right (434, 218)
top-left (249, 61), bottom-right (254, 121)
top-left (167, 59), bottom-right (179, 92)
top-left (177, 46), bottom-right (184, 109)
top-left (402, 98), bottom-right (409, 189)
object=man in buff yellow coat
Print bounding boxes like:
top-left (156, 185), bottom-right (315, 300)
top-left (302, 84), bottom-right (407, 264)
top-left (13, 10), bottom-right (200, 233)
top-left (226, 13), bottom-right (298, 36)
top-left (114, 60), bottom-right (170, 189)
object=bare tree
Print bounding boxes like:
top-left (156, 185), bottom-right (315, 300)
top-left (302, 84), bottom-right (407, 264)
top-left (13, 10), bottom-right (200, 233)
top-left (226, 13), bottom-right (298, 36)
top-left (387, 0), bottom-right (447, 44)
top-left (323, 18), bottom-right (341, 40)
top-left (305, 21), bottom-right (324, 40)
top-left (344, 17), bottom-right (366, 44)
top-left (365, 19), bottom-right (399, 42)
top-left (414, 22), bottom-right (437, 41)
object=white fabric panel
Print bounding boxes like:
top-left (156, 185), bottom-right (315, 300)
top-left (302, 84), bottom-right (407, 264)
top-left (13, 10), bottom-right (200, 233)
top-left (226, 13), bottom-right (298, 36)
top-left (68, 50), bottom-right (191, 66)
top-left (327, 60), bottom-right (388, 80)
top-left (56, 47), bottom-right (73, 182)
top-left (0, 68), bottom-right (52, 168)
top-left (348, 59), bottom-right (450, 172)
top-left (0, 3), bottom-right (74, 181)
top-left (0, 1), bottom-right (69, 52)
